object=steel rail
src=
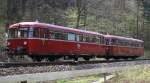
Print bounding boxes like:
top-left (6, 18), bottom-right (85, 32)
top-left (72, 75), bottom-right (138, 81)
top-left (0, 59), bottom-right (150, 68)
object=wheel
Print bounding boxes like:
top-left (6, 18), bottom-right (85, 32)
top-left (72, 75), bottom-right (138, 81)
top-left (122, 57), bottom-right (129, 60)
top-left (83, 57), bottom-right (90, 61)
top-left (74, 57), bottom-right (78, 62)
top-left (105, 57), bottom-right (110, 60)
top-left (131, 56), bottom-right (138, 60)
top-left (30, 56), bottom-right (43, 62)
top-left (48, 57), bottom-right (56, 62)
top-left (35, 57), bottom-right (43, 62)
top-left (113, 57), bottom-right (119, 60)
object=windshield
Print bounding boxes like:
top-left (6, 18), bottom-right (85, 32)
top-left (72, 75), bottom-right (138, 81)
top-left (8, 27), bottom-right (38, 38)
top-left (8, 28), bottom-right (28, 38)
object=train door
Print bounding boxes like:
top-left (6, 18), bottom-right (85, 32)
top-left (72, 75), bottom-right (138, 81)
top-left (44, 28), bottom-right (49, 54)
top-left (39, 28), bottom-right (49, 55)
top-left (67, 33), bottom-right (77, 54)
top-left (105, 38), bottom-right (111, 56)
top-left (76, 34), bottom-right (81, 54)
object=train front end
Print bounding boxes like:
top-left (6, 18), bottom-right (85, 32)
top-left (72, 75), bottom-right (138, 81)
top-left (7, 23), bottom-right (30, 56)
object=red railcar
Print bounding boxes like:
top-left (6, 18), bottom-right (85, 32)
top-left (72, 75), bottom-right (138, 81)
top-left (7, 22), bottom-right (106, 61)
top-left (105, 35), bottom-right (144, 59)
top-left (7, 22), bottom-right (144, 61)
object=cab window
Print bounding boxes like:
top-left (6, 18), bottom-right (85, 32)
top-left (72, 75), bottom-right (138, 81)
top-left (8, 28), bottom-right (28, 38)
top-left (18, 28), bottom-right (28, 38)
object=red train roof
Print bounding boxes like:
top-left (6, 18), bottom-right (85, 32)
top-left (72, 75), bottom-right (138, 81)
top-left (9, 22), bottom-right (144, 42)
top-left (105, 35), bottom-right (143, 42)
top-left (9, 22), bottom-right (104, 37)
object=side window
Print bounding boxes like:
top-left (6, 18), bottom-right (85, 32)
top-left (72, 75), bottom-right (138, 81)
top-left (140, 42), bottom-right (143, 47)
top-left (18, 28), bottom-right (28, 38)
top-left (62, 33), bottom-right (68, 40)
top-left (91, 36), bottom-right (97, 43)
top-left (85, 36), bottom-right (90, 42)
top-left (29, 28), bottom-right (39, 38)
top-left (137, 43), bottom-right (139, 47)
top-left (49, 31), bottom-right (55, 39)
top-left (126, 41), bottom-right (129, 46)
top-left (15, 29), bottom-right (18, 38)
top-left (120, 40), bottom-right (123, 46)
top-left (91, 36), bottom-right (100, 44)
top-left (79, 35), bottom-right (83, 42)
top-left (33, 28), bottom-right (39, 38)
top-left (131, 42), bottom-right (134, 47)
top-left (48, 31), bottom-right (70, 40)
top-left (106, 39), bottom-right (110, 45)
top-left (123, 40), bottom-right (128, 46)
top-left (54, 32), bottom-right (63, 40)
top-left (138, 43), bottom-right (141, 47)
top-left (96, 37), bottom-right (100, 44)
top-left (83, 36), bottom-right (86, 42)
top-left (129, 42), bottom-right (132, 47)
top-left (99, 37), bottom-right (103, 44)
top-left (118, 39), bottom-right (123, 46)
top-left (76, 35), bottom-right (80, 41)
top-left (139, 43), bottom-right (142, 47)
top-left (44, 29), bottom-right (49, 38)
top-left (68, 33), bottom-right (75, 41)
top-left (120, 40), bottom-right (124, 46)
top-left (29, 28), bottom-right (33, 38)
top-left (124, 42), bottom-right (127, 46)
top-left (136, 43), bottom-right (139, 47)
top-left (111, 39), bottom-right (116, 45)
top-left (101, 37), bottom-right (105, 44)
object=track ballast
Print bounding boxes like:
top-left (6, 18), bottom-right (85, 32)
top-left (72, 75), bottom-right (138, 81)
top-left (0, 59), bottom-right (150, 68)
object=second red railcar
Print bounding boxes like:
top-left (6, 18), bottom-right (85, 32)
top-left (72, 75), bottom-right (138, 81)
top-left (105, 35), bottom-right (144, 59)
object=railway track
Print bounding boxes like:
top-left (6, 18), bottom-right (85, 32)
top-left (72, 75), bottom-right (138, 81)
top-left (0, 59), bottom-right (150, 68)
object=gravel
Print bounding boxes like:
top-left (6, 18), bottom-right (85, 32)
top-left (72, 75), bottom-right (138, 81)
top-left (0, 65), bottom-right (72, 76)
top-left (0, 60), bottom-right (150, 76)
top-left (74, 60), bottom-right (150, 70)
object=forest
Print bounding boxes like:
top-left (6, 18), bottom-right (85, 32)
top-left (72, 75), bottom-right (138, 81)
top-left (0, 0), bottom-right (150, 50)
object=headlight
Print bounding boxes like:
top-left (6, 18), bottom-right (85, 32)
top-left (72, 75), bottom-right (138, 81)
top-left (7, 42), bottom-right (10, 46)
top-left (23, 41), bottom-right (27, 45)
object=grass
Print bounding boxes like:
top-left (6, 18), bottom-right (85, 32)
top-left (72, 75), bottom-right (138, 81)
top-left (0, 18), bottom-right (5, 33)
top-left (56, 74), bottom-right (102, 83)
top-left (144, 50), bottom-right (150, 58)
top-left (0, 19), bottom-right (6, 47)
top-left (108, 65), bottom-right (150, 83)
top-left (137, 49), bottom-right (150, 59)
top-left (55, 65), bottom-right (150, 83)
